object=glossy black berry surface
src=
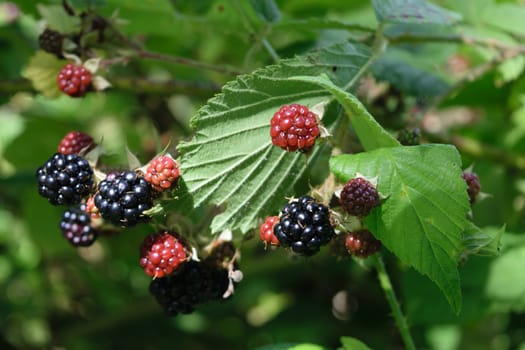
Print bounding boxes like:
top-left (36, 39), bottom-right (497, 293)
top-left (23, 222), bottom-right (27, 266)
top-left (94, 171), bottom-right (154, 227)
top-left (273, 195), bottom-right (335, 256)
top-left (60, 205), bottom-right (98, 247)
top-left (37, 153), bottom-right (94, 205)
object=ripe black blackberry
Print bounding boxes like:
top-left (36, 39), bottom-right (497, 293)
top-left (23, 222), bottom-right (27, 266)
top-left (94, 171), bottom-right (154, 227)
top-left (340, 177), bottom-right (380, 217)
top-left (37, 153), bottom-right (94, 205)
top-left (149, 260), bottom-right (230, 317)
top-left (462, 171), bottom-right (481, 204)
top-left (60, 205), bottom-right (98, 247)
top-left (38, 28), bottom-right (63, 57)
top-left (397, 128), bottom-right (421, 146)
top-left (273, 196), bottom-right (335, 256)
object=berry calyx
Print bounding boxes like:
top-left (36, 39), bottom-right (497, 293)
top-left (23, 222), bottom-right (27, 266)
top-left (260, 216), bottom-right (280, 246)
top-left (270, 104), bottom-right (320, 152)
top-left (140, 231), bottom-right (188, 278)
top-left (57, 131), bottom-right (95, 155)
top-left (38, 28), bottom-right (63, 57)
top-left (144, 155), bottom-right (180, 192)
top-left (57, 63), bottom-right (92, 97)
top-left (345, 229), bottom-right (381, 258)
top-left (94, 171), bottom-right (154, 227)
top-left (462, 171), bottom-right (481, 204)
top-left (340, 177), bottom-right (380, 217)
top-left (273, 196), bottom-right (335, 256)
top-left (60, 205), bottom-right (98, 247)
top-left (36, 153), bottom-right (94, 205)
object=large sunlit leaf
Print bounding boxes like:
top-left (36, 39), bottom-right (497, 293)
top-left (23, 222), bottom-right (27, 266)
top-left (21, 51), bottom-right (64, 98)
top-left (178, 43), bottom-right (371, 234)
top-left (372, 0), bottom-right (461, 25)
top-left (330, 144), bottom-right (470, 313)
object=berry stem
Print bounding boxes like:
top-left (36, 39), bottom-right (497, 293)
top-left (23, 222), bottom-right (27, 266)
top-left (371, 253), bottom-right (417, 350)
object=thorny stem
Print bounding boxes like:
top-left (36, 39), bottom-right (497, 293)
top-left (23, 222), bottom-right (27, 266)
top-left (371, 254), bottom-right (417, 350)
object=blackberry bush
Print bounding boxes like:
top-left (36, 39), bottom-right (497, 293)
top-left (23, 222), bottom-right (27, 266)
top-left (273, 196), bottom-right (335, 256)
top-left (270, 104), bottom-right (320, 152)
top-left (94, 171), bottom-right (154, 227)
top-left (59, 205), bottom-right (98, 247)
top-left (36, 153), bottom-right (94, 205)
top-left (140, 231), bottom-right (188, 278)
top-left (339, 177), bottom-right (380, 217)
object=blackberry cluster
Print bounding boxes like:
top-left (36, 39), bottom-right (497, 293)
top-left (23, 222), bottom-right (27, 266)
top-left (140, 231), bottom-right (188, 278)
top-left (57, 63), bottom-right (92, 97)
top-left (149, 260), bottom-right (231, 317)
top-left (462, 171), bottom-right (481, 204)
top-left (270, 104), bottom-right (320, 152)
top-left (59, 205), bottom-right (98, 247)
top-left (58, 131), bottom-right (94, 155)
top-left (273, 196), bottom-right (335, 256)
top-left (340, 177), bottom-right (380, 217)
top-left (37, 153), bottom-right (94, 205)
top-left (397, 128), bottom-right (421, 146)
top-left (94, 171), bottom-right (154, 227)
top-left (345, 229), bottom-right (381, 258)
top-left (38, 28), bottom-right (63, 57)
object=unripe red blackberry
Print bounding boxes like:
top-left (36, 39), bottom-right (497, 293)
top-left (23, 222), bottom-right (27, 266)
top-left (462, 171), bottom-right (481, 204)
top-left (85, 195), bottom-right (100, 219)
top-left (57, 131), bottom-right (95, 155)
top-left (57, 63), bottom-right (92, 97)
top-left (340, 177), bottom-right (380, 217)
top-left (140, 231), bottom-right (188, 278)
top-left (36, 153), bottom-right (94, 205)
top-left (260, 216), bottom-right (280, 246)
top-left (94, 171), bottom-right (154, 227)
top-left (144, 155), bottom-right (180, 192)
top-left (345, 229), bottom-right (381, 258)
top-left (38, 28), bottom-right (63, 57)
top-left (273, 196), bottom-right (335, 256)
top-left (270, 104), bottom-right (320, 152)
top-left (60, 205), bottom-right (98, 247)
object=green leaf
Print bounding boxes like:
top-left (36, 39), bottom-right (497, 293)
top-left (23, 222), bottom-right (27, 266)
top-left (21, 51), bottom-right (63, 98)
top-left (37, 4), bottom-right (81, 33)
top-left (482, 3), bottom-right (525, 36)
top-left (371, 57), bottom-right (450, 98)
top-left (291, 74), bottom-right (400, 151)
top-left (340, 337), bottom-right (372, 350)
top-left (178, 43), bottom-right (371, 235)
top-left (249, 0), bottom-right (281, 23)
top-left (330, 144), bottom-right (470, 313)
top-left (372, 0), bottom-right (461, 25)
top-left (255, 344), bottom-right (328, 350)
top-left (460, 222), bottom-right (504, 260)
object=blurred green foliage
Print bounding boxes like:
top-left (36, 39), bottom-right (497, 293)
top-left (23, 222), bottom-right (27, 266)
top-left (1, 0), bottom-right (525, 349)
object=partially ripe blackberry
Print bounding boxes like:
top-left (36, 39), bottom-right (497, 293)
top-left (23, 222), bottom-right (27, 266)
top-left (149, 260), bottom-right (230, 317)
top-left (85, 195), bottom-right (100, 219)
top-left (274, 196), bottom-right (335, 256)
top-left (37, 153), bottom-right (94, 205)
top-left (57, 63), bottom-right (92, 97)
top-left (38, 28), bottom-right (63, 57)
top-left (144, 155), bottom-right (180, 192)
top-left (60, 205), bottom-right (98, 247)
top-left (58, 131), bottom-right (95, 155)
top-left (140, 231), bottom-right (188, 278)
top-left (260, 216), bottom-right (280, 246)
top-left (270, 104), bottom-right (320, 152)
top-left (94, 171), bottom-right (154, 227)
top-left (340, 177), bottom-right (380, 217)
top-left (397, 128), bottom-right (421, 146)
top-left (345, 229), bottom-right (381, 258)
top-left (462, 171), bottom-right (481, 204)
